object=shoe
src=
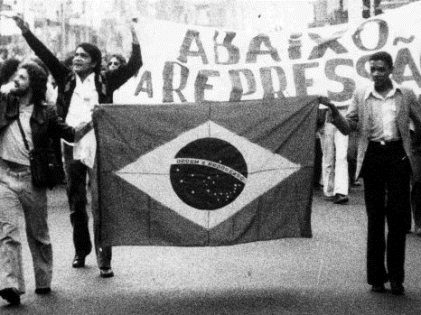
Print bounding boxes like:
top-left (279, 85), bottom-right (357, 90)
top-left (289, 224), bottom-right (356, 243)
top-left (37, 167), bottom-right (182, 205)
top-left (100, 268), bottom-right (114, 278)
top-left (391, 282), bottom-right (405, 295)
top-left (324, 195), bottom-right (335, 201)
top-left (371, 284), bottom-right (386, 293)
top-left (0, 287), bottom-right (21, 306)
top-left (35, 287), bottom-right (51, 295)
top-left (72, 255), bottom-right (86, 268)
top-left (334, 194), bottom-right (349, 204)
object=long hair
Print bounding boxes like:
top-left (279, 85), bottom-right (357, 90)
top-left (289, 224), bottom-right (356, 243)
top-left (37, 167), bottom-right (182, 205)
top-left (19, 62), bottom-right (48, 105)
top-left (27, 56), bottom-right (50, 76)
top-left (108, 53), bottom-right (127, 69)
top-left (0, 58), bottom-right (20, 85)
top-left (77, 42), bottom-right (102, 74)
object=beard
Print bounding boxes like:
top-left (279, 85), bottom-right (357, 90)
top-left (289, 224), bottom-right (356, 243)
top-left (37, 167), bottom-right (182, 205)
top-left (10, 85), bottom-right (29, 97)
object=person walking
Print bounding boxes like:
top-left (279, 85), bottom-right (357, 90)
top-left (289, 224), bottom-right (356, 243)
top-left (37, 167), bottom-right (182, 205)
top-left (13, 15), bottom-right (143, 278)
top-left (319, 51), bottom-right (421, 295)
top-left (0, 62), bottom-right (76, 305)
top-left (319, 112), bottom-right (350, 204)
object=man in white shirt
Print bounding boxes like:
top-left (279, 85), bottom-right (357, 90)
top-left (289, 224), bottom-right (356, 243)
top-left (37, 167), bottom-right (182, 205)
top-left (320, 51), bottom-right (421, 296)
top-left (14, 15), bottom-right (142, 278)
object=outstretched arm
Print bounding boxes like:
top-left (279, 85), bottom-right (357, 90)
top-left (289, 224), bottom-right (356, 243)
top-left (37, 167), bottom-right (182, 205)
top-left (125, 20), bottom-right (142, 71)
top-left (106, 19), bottom-right (143, 93)
top-left (13, 15), bottom-right (69, 86)
top-left (130, 19), bottom-right (140, 46)
top-left (46, 105), bottom-right (75, 142)
top-left (12, 14), bottom-right (30, 33)
top-left (318, 96), bottom-right (352, 135)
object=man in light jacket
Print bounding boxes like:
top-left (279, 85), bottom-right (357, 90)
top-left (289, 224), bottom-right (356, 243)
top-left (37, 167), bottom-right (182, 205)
top-left (319, 51), bottom-right (421, 296)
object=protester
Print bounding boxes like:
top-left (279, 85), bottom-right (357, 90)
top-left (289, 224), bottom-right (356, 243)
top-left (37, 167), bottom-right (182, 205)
top-left (13, 15), bottom-right (143, 278)
top-left (107, 54), bottom-right (126, 71)
top-left (24, 56), bottom-right (58, 104)
top-left (319, 51), bottom-right (421, 295)
top-left (319, 113), bottom-right (350, 204)
top-left (0, 62), bottom-right (76, 305)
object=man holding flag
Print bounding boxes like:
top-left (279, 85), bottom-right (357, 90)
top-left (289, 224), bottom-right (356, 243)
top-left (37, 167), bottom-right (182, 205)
top-left (320, 51), bottom-right (421, 295)
top-left (13, 15), bottom-right (143, 278)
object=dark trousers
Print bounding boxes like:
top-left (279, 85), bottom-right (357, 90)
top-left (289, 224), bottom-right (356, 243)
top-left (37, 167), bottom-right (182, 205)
top-left (63, 144), bottom-right (112, 269)
top-left (411, 181), bottom-right (421, 229)
top-left (314, 137), bottom-right (322, 187)
top-left (410, 140), bottom-right (421, 230)
top-left (361, 141), bottom-right (411, 285)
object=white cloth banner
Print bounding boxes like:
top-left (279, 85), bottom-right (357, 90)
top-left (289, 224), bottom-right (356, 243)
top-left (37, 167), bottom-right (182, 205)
top-left (114, 2), bottom-right (421, 106)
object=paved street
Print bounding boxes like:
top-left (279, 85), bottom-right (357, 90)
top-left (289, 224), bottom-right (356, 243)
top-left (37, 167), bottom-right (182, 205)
top-left (1, 184), bottom-right (421, 314)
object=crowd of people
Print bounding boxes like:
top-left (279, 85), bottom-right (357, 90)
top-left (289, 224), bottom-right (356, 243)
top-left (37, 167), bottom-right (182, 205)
top-left (0, 14), bottom-right (420, 308)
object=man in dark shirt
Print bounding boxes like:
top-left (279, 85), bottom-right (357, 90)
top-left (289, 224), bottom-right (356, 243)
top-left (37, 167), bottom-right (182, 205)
top-left (14, 15), bottom-right (143, 278)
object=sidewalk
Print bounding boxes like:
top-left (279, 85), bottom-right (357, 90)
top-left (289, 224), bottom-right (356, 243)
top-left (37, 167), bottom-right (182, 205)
top-left (2, 185), bottom-right (421, 314)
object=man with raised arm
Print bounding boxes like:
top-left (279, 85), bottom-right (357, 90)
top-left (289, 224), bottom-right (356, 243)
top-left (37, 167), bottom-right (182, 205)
top-left (13, 15), bottom-right (143, 278)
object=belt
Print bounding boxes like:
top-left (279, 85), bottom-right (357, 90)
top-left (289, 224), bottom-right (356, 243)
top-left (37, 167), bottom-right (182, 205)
top-left (369, 140), bottom-right (403, 149)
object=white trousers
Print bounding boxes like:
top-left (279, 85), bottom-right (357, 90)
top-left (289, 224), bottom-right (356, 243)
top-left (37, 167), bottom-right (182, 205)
top-left (320, 122), bottom-right (349, 197)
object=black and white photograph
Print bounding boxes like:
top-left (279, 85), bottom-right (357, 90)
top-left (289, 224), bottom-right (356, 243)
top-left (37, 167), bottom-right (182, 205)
top-left (0, 1), bottom-right (421, 314)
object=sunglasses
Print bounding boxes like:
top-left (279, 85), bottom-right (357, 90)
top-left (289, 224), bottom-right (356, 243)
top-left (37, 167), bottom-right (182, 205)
top-left (108, 61), bottom-right (120, 66)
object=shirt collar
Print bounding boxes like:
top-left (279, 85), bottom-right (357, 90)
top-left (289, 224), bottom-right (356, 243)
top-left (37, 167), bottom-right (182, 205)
top-left (19, 104), bottom-right (34, 114)
top-left (75, 72), bottom-right (96, 85)
top-left (364, 80), bottom-right (401, 101)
